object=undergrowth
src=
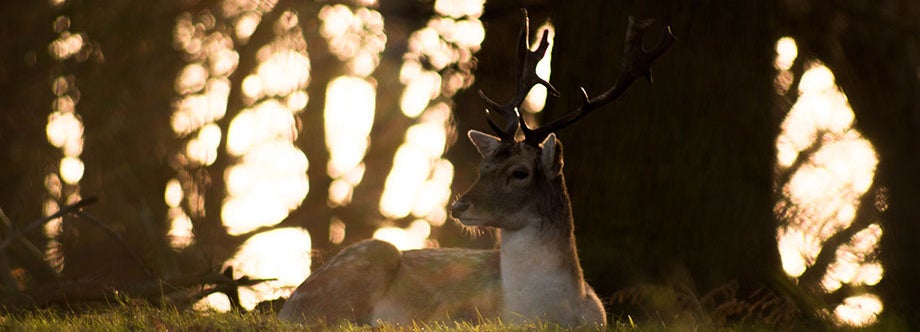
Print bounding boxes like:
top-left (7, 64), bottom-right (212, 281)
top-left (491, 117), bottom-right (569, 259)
top-left (0, 306), bottom-right (291, 332)
top-left (0, 305), bottom-right (775, 332)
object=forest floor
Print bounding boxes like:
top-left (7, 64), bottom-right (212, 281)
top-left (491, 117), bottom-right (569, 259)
top-left (0, 305), bottom-right (776, 331)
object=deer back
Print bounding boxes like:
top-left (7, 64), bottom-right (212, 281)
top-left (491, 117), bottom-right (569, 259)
top-left (279, 239), bottom-right (502, 324)
top-left (370, 247), bottom-right (502, 323)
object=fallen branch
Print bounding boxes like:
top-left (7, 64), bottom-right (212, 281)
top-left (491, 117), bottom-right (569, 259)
top-left (0, 206), bottom-right (62, 283)
top-left (0, 196), bottom-right (156, 279)
top-left (0, 268), bottom-right (274, 311)
top-left (0, 196), bottom-right (97, 252)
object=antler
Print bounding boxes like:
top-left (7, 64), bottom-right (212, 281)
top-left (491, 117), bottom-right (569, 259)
top-left (478, 9), bottom-right (560, 141)
top-left (520, 16), bottom-right (676, 145)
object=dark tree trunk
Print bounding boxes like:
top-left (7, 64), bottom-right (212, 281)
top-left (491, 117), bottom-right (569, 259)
top-left (286, 0), bottom-right (336, 266)
top-left (0, 1), bottom-right (62, 287)
top-left (63, 0), bottom-right (185, 281)
top-left (0, 2), bottom-right (58, 226)
top-left (543, 0), bottom-right (784, 318)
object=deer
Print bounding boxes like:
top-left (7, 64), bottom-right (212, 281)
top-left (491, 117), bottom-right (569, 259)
top-left (278, 12), bottom-right (675, 327)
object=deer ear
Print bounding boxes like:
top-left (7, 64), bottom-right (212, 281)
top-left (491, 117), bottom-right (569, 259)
top-left (468, 130), bottom-right (501, 157)
top-left (540, 133), bottom-right (563, 176)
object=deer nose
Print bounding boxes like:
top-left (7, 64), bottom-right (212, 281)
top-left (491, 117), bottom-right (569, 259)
top-left (450, 200), bottom-right (470, 217)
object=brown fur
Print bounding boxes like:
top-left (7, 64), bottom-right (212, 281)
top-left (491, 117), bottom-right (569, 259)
top-left (278, 240), bottom-right (502, 324)
top-left (370, 248), bottom-right (501, 323)
top-left (278, 240), bottom-right (401, 323)
top-left (279, 131), bottom-right (605, 327)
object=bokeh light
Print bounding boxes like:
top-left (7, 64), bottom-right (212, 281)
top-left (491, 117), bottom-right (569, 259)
top-left (773, 38), bottom-right (882, 326)
top-left (523, 22), bottom-right (555, 114)
top-left (171, 4), bottom-right (318, 311)
top-left (58, 0), bottom-right (484, 312)
top-left (225, 227), bottom-right (312, 310)
top-left (774, 36), bottom-right (797, 71)
top-left (44, 15), bottom-right (88, 271)
top-left (318, 3), bottom-right (385, 209)
top-left (379, 103), bottom-right (453, 227)
top-left (220, 10), bottom-right (311, 237)
top-left (373, 219), bottom-right (432, 251)
top-left (319, 4), bottom-right (385, 77)
top-left (372, 0), bottom-right (484, 250)
top-left (221, 141), bottom-right (308, 235)
top-left (323, 76), bottom-right (376, 180)
top-left (834, 294), bottom-right (883, 327)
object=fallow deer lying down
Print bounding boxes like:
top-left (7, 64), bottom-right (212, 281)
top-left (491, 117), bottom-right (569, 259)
top-left (278, 12), bottom-right (674, 327)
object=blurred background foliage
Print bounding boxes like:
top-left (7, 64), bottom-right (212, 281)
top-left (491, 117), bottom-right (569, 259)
top-left (0, 0), bottom-right (918, 329)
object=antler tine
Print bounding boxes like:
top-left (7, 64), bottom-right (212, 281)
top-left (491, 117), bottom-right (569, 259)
top-left (479, 9), bottom-right (560, 142)
top-left (478, 90), bottom-right (517, 141)
top-left (523, 16), bottom-right (676, 145)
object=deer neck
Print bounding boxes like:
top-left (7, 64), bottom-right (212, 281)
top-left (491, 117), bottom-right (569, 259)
top-left (498, 177), bottom-right (586, 322)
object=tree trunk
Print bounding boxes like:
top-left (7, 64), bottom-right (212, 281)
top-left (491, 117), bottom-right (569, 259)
top-left (544, 0), bottom-right (784, 319)
top-left (63, 0), bottom-right (184, 282)
top-left (0, 1), bottom-right (60, 243)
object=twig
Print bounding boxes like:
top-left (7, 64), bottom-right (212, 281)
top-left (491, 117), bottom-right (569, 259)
top-left (782, 55), bottom-right (807, 102)
top-left (0, 197), bottom-right (97, 252)
top-left (0, 196), bottom-right (153, 278)
top-left (0, 208), bottom-right (21, 290)
top-left (0, 271), bottom-right (275, 311)
top-left (219, 266), bottom-right (242, 310)
top-left (0, 207), bottom-right (65, 283)
top-left (775, 131), bottom-right (827, 191)
top-left (797, 182), bottom-right (880, 290)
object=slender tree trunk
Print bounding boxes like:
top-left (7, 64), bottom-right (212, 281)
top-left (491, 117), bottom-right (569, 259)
top-left (64, 0), bottom-right (184, 282)
top-left (0, 2), bottom-right (58, 227)
top-left (286, 0), bottom-right (336, 265)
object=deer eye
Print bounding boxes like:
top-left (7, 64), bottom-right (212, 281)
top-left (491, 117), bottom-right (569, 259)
top-left (511, 169), bottom-right (529, 180)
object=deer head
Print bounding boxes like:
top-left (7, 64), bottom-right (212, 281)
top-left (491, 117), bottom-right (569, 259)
top-left (450, 11), bottom-right (675, 232)
top-left (450, 130), bottom-right (566, 232)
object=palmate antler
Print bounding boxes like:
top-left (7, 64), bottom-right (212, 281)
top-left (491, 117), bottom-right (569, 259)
top-left (478, 9), bottom-right (560, 142)
top-left (479, 11), bottom-right (677, 145)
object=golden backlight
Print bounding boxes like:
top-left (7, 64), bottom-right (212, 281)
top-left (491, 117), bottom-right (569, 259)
top-left (199, 227), bottom-right (312, 311)
top-left (320, 3), bottom-right (384, 209)
top-left (42, 2), bottom-right (888, 324)
top-left (44, 4), bottom-right (87, 271)
top-left (167, 4), bottom-right (318, 310)
top-left (323, 76), bottom-right (375, 196)
top-left (523, 22), bottom-right (554, 114)
top-left (773, 37), bottom-right (883, 326)
top-left (217, 8), bottom-right (313, 309)
top-left (373, 0), bottom-right (486, 248)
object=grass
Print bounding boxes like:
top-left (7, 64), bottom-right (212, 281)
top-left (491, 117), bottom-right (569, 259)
top-left (0, 305), bottom-right (293, 332)
top-left (0, 304), bottom-right (779, 332)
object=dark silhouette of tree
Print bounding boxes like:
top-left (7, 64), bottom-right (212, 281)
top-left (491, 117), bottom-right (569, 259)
top-left (455, 0), bottom-right (790, 324)
top-left (60, 0), bottom-right (184, 282)
top-left (0, 1), bottom-right (60, 290)
top-left (0, 2), bottom-right (60, 248)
